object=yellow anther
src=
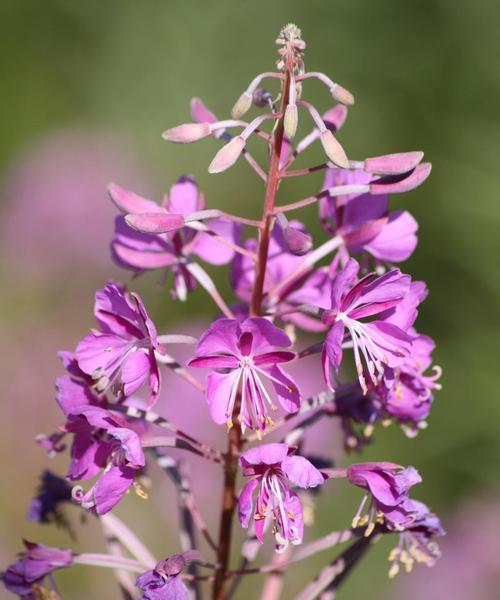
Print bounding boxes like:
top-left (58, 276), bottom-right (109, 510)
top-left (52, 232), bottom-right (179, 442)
top-left (388, 563), bottom-right (400, 579)
top-left (226, 419), bottom-right (233, 432)
top-left (134, 482), bottom-right (149, 500)
top-left (363, 424), bottom-right (374, 437)
top-left (388, 548), bottom-right (400, 562)
top-left (364, 521), bottom-right (375, 537)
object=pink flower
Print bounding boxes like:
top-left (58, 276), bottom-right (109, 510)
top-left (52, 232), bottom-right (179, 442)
top-left (238, 443), bottom-right (324, 552)
top-left (76, 282), bottom-right (164, 406)
top-left (188, 318), bottom-right (300, 433)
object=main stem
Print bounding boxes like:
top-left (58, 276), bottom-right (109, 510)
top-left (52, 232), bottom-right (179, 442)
top-left (212, 65), bottom-right (292, 600)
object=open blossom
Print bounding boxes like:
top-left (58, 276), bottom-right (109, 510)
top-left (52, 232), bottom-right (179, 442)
top-left (188, 318), bottom-right (300, 433)
top-left (65, 405), bottom-right (146, 514)
top-left (347, 462), bottom-right (422, 536)
top-left (231, 222), bottom-right (331, 332)
top-left (110, 176), bottom-right (240, 300)
top-left (76, 282), bottom-right (164, 406)
top-left (320, 167), bottom-right (418, 263)
top-left (238, 444), bottom-right (325, 552)
top-left (321, 258), bottom-right (413, 392)
top-left (387, 499), bottom-right (445, 578)
top-left (2, 541), bottom-right (73, 598)
top-left (136, 551), bottom-right (202, 600)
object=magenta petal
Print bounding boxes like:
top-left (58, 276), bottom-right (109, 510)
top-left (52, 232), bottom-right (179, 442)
top-left (364, 152), bottom-right (424, 175)
top-left (364, 210), bottom-right (418, 262)
top-left (190, 220), bottom-right (241, 265)
top-left (330, 258), bottom-right (359, 312)
top-left (238, 478), bottom-right (259, 528)
top-left (91, 466), bottom-right (135, 514)
top-left (240, 443), bottom-right (290, 468)
top-left (190, 97), bottom-right (218, 124)
top-left (253, 351), bottom-right (295, 366)
top-left (323, 104), bottom-right (348, 132)
top-left (205, 370), bottom-right (240, 424)
top-left (241, 318), bottom-right (292, 352)
top-left (125, 212), bottom-right (185, 234)
top-left (107, 427), bottom-right (145, 468)
top-left (365, 321), bottom-right (412, 366)
top-left (167, 176), bottom-right (203, 215)
top-left (325, 320), bottom-right (345, 371)
top-left (196, 319), bottom-right (240, 357)
top-left (264, 364), bottom-right (300, 414)
top-left (108, 183), bottom-right (162, 214)
top-left (281, 456), bottom-right (325, 489)
top-left (95, 282), bottom-right (145, 337)
top-left (369, 163), bottom-right (432, 195)
top-left (188, 355), bottom-right (239, 369)
top-left (76, 333), bottom-right (130, 378)
top-left (283, 492), bottom-right (304, 543)
top-left (112, 242), bottom-right (176, 270)
top-left (121, 351), bottom-right (150, 396)
top-left (56, 376), bottom-right (97, 416)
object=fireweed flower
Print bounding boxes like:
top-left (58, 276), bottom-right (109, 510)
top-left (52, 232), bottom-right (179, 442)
top-left (320, 167), bottom-right (418, 264)
top-left (1, 541), bottom-right (73, 598)
top-left (65, 405), bottom-right (146, 514)
top-left (27, 470), bottom-right (73, 526)
top-left (136, 551), bottom-right (202, 600)
top-left (347, 462), bottom-right (422, 536)
top-left (110, 176), bottom-right (241, 301)
top-left (189, 318), bottom-right (300, 434)
top-left (76, 282), bottom-right (164, 406)
top-left (321, 258), bottom-right (413, 392)
top-left (238, 444), bottom-right (325, 552)
top-left (387, 500), bottom-right (445, 578)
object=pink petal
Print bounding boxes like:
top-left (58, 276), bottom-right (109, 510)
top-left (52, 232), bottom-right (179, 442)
top-left (205, 370), bottom-right (240, 424)
top-left (125, 212), bottom-right (185, 234)
top-left (369, 163), bottom-right (432, 195)
top-left (281, 456), bottom-right (325, 489)
top-left (364, 152), bottom-right (424, 175)
top-left (108, 183), bottom-right (162, 214)
top-left (167, 176), bottom-right (203, 215)
top-left (121, 351), bottom-right (150, 396)
top-left (238, 478), bottom-right (259, 528)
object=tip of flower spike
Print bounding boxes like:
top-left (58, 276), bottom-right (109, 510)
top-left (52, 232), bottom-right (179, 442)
top-left (125, 212), bottom-right (185, 234)
top-left (280, 23), bottom-right (302, 42)
top-left (162, 123), bottom-right (211, 143)
top-left (364, 151), bottom-right (424, 175)
top-left (320, 130), bottom-right (349, 168)
top-left (331, 84), bottom-right (355, 106)
top-left (208, 137), bottom-right (246, 174)
top-left (231, 92), bottom-right (253, 119)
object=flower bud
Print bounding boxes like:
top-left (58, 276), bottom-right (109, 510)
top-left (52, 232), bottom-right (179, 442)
top-left (231, 92), bottom-right (253, 119)
top-left (253, 87), bottom-right (273, 107)
top-left (369, 163), bottom-right (432, 195)
top-left (283, 225), bottom-right (313, 256)
top-left (125, 212), bottom-right (185, 233)
top-left (320, 130), bottom-right (349, 168)
top-left (331, 84), bottom-right (355, 106)
top-left (284, 104), bottom-right (298, 139)
top-left (364, 151), bottom-right (424, 175)
top-left (162, 123), bottom-right (211, 143)
top-left (208, 137), bottom-right (246, 174)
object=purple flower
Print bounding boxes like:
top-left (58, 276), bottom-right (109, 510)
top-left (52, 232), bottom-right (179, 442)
top-left (136, 551), bottom-right (202, 600)
top-left (386, 499), bottom-right (445, 577)
top-left (188, 318), bottom-right (300, 433)
top-left (27, 470), bottom-right (73, 526)
top-left (231, 222), bottom-right (331, 332)
top-left (2, 541), bottom-right (73, 598)
top-left (379, 330), bottom-right (442, 435)
top-left (347, 462), bottom-right (422, 535)
top-left (320, 168), bottom-right (418, 263)
top-left (110, 176), bottom-right (241, 300)
top-left (238, 443), bottom-right (325, 552)
top-left (75, 282), bottom-right (164, 406)
top-left (65, 405), bottom-right (146, 514)
top-left (321, 258), bottom-right (414, 392)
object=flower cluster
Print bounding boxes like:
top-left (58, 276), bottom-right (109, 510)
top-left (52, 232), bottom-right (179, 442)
top-left (4, 23), bottom-right (444, 600)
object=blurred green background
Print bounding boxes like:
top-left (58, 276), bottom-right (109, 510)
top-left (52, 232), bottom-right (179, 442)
top-left (1, 0), bottom-right (500, 598)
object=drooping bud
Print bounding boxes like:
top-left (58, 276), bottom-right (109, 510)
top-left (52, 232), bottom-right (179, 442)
top-left (162, 123), bottom-right (211, 143)
top-left (320, 130), bottom-right (349, 168)
top-left (208, 137), bottom-right (246, 174)
top-left (124, 212), bottom-right (185, 234)
top-left (284, 225), bottom-right (313, 256)
top-left (365, 151), bottom-right (424, 175)
top-left (369, 163), bottom-right (432, 195)
top-left (284, 104), bottom-right (298, 139)
top-left (331, 83), bottom-right (355, 106)
top-left (231, 92), bottom-right (253, 119)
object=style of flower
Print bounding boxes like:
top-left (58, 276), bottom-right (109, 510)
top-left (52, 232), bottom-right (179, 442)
top-left (110, 176), bottom-right (241, 301)
top-left (386, 500), bottom-right (445, 578)
top-left (65, 405), bottom-right (146, 514)
top-left (75, 282), bottom-right (164, 406)
top-left (1, 541), bottom-right (73, 598)
top-left (321, 258), bottom-right (414, 392)
top-left (136, 551), bottom-right (202, 600)
top-left (238, 444), bottom-right (325, 552)
top-left (188, 318), bottom-right (300, 434)
top-left (320, 167), bottom-right (418, 263)
top-left (347, 462), bottom-right (422, 536)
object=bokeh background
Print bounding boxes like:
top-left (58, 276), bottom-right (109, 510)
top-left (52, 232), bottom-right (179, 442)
top-left (1, 0), bottom-right (500, 598)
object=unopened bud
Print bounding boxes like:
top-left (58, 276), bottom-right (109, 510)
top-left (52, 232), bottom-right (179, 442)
top-left (284, 104), bottom-right (298, 139)
top-left (162, 123), bottom-right (210, 143)
top-left (331, 84), bottom-right (355, 106)
top-left (283, 225), bottom-right (312, 256)
top-left (253, 87), bottom-right (273, 107)
top-left (320, 130), bottom-right (349, 168)
top-left (231, 92), bottom-right (253, 119)
top-left (369, 163), bottom-right (432, 195)
top-left (208, 137), bottom-right (246, 174)
top-left (364, 151), bottom-right (424, 175)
